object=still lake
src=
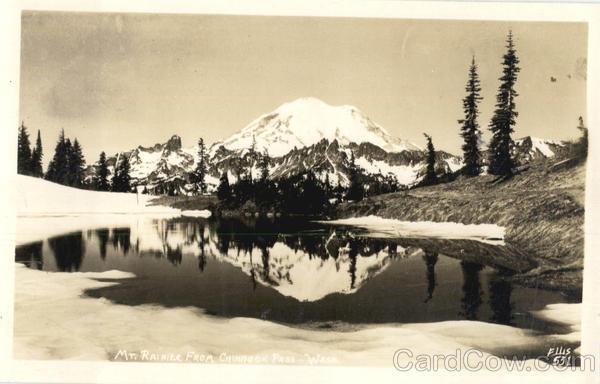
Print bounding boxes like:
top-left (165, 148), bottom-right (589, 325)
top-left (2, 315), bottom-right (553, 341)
top-left (15, 216), bottom-right (576, 335)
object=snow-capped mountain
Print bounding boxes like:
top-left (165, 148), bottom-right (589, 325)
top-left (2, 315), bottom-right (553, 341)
top-left (85, 97), bottom-right (462, 193)
top-left (211, 97), bottom-right (421, 157)
top-left (84, 135), bottom-right (218, 190)
top-left (512, 136), bottom-right (565, 164)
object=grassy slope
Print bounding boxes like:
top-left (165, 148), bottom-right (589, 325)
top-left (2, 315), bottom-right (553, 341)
top-left (336, 158), bottom-right (586, 294)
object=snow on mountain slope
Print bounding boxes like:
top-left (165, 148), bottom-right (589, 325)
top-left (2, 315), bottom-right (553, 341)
top-left (212, 97), bottom-right (421, 156)
top-left (513, 136), bottom-right (565, 164)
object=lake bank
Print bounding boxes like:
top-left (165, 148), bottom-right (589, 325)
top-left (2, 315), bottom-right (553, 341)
top-left (334, 160), bottom-right (586, 295)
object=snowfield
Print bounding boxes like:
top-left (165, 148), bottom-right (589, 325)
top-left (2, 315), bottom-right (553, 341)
top-left (17, 175), bottom-right (180, 216)
top-left (14, 175), bottom-right (191, 244)
top-left (13, 263), bottom-right (580, 369)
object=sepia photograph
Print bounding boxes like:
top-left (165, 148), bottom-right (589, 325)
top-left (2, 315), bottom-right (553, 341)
top-left (3, 1), bottom-right (600, 383)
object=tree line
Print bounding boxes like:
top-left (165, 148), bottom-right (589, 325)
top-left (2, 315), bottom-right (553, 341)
top-left (17, 124), bottom-right (134, 193)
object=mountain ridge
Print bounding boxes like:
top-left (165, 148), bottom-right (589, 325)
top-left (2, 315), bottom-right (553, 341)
top-left (83, 97), bottom-right (565, 194)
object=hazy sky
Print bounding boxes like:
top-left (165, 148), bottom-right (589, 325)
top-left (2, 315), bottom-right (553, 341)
top-left (19, 11), bottom-right (587, 167)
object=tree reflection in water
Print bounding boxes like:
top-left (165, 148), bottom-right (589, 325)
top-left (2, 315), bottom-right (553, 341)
top-left (48, 232), bottom-right (85, 272)
top-left (489, 275), bottom-right (514, 325)
top-left (423, 251), bottom-right (438, 303)
top-left (15, 241), bottom-right (43, 270)
top-left (95, 229), bottom-right (109, 260)
top-left (459, 261), bottom-right (484, 320)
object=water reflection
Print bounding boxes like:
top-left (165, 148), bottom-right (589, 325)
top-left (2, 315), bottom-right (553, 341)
top-left (15, 241), bottom-right (43, 270)
top-left (489, 277), bottom-right (514, 325)
top-left (423, 252), bottom-right (438, 303)
top-left (459, 261), bottom-right (484, 320)
top-left (15, 216), bottom-right (570, 330)
top-left (48, 232), bottom-right (85, 272)
top-left (112, 228), bottom-right (131, 255)
top-left (95, 229), bottom-right (109, 260)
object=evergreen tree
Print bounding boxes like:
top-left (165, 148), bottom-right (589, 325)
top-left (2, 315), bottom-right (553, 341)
top-left (17, 122), bottom-right (32, 175)
top-left (192, 138), bottom-right (208, 194)
top-left (97, 151), bottom-right (110, 191)
top-left (488, 31), bottom-right (520, 176)
top-left (216, 172), bottom-right (232, 202)
top-left (423, 133), bottom-right (438, 186)
top-left (30, 130), bottom-right (43, 177)
top-left (346, 152), bottom-right (364, 201)
top-left (459, 57), bottom-right (483, 176)
top-left (68, 138), bottom-right (85, 187)
top-left (46, 129), bottom-right (69, 185)
top-left (259, 149), bottom-right (270, 182)
top-left (300, 171), bottom-right (327, 214)
top-left (64, 138), bottom-right (73, 183)
top-left (575, 116), bottom-right (588, 160)
top-left (112, 155), bottom-right (131, 192)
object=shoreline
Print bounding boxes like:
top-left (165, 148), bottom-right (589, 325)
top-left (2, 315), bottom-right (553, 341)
top-left (332, 161), bottom-right (585, 295)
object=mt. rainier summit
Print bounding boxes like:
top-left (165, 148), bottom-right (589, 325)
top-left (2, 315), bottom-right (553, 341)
top-left (212, 97), bottom-right (421, 156)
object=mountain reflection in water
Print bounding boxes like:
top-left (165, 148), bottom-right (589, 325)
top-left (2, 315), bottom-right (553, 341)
top-left (15, 216), bottom-right (576, 331)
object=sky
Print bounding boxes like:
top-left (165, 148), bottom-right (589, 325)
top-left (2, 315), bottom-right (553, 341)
top-left (19, 11), bottom-right (587, 168)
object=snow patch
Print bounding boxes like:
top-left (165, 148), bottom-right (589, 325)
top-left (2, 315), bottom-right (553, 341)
top-left (322, 216), bottom-right (505, 244)
top-left (531, 303), bottom-right (582, 348)
top-left (355, 157), bottom-right (422, 185)
top-left (180, 210), bottom-right (212, 218)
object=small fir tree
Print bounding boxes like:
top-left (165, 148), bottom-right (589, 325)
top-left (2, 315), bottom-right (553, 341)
top-left (192, 138), bottom-right (208, 194)
top-left (346, 152), bottom-right (364, 202)
top-left (97, 151), bottom-right (110, 191)
top-left (216, 172), bottom-right (232, 202)
top-left (17, 122), bottom-right (32, 175)
top-left (112, 155), bottom-right (131, 192)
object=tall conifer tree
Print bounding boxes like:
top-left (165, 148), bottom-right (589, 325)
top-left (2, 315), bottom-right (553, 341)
top-left (459, 57), bottom-right (483, 176)
top-left (30, 130), bottom-right (43, 177)
top-left (488, 31), bottom-right (520, 176)
top-left (423, 134), bottom-right (437, 186)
